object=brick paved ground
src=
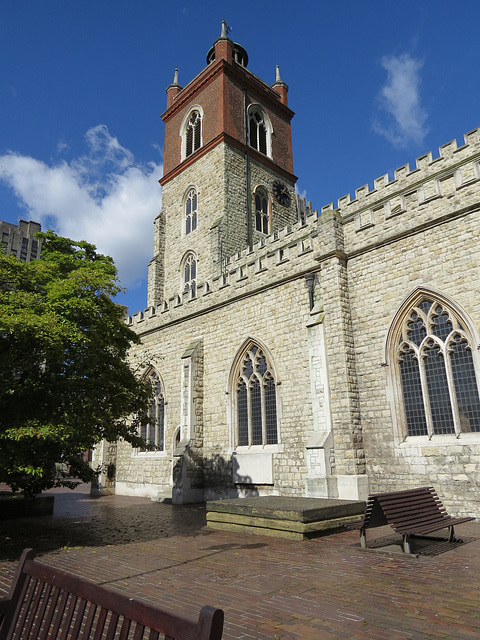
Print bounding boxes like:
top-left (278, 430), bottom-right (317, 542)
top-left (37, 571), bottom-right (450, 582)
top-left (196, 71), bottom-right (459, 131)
top-left (1, 484), bottom-right (479, 639)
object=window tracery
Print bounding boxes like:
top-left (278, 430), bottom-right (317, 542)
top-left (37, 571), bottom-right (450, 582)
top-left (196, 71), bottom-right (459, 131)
top-left (395, 297), bottom-right (480, 437)
top-left (180, 108), bottom-right (202, 160)
top-left (185, 188), bottom-right (197, 234)
top-left (185, 110), bottom-right (201, 157)
top-left (254, 188), bottom-right (268, 234)
top-left (140, 370), bottom-right (165, 451)
top-left (182, 252), bottom-right (197, 296)
top-left (234, 343), bottom-right (278, 446)
top-left (248, 106), bottom-right (272, 157)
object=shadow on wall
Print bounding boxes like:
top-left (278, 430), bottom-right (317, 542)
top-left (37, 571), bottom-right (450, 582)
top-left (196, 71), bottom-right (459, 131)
top-left (172, 445), bottom-right (260, 503)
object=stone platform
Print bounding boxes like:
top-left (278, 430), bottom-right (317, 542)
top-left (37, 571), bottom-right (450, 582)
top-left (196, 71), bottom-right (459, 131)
top-left (206, 496), bottom-right (365, 540)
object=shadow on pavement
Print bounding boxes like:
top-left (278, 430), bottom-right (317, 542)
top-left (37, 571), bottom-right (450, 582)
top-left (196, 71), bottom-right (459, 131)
top-left (0, 484), bottom-right (211, 561)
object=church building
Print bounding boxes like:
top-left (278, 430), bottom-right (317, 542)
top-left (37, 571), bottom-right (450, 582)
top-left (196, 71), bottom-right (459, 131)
top-left (95, 24), bottom-right (480, 518)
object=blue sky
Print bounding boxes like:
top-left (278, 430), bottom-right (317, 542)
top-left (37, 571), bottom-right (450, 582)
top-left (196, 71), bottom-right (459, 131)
top-left (1, 1), bottom-right (479, 313)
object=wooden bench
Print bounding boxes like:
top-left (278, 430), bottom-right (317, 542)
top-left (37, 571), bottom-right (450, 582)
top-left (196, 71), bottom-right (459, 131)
top-left (0, 548), bottom-right (224, 640)
top-left (347, 486), bottom-right (474, 554)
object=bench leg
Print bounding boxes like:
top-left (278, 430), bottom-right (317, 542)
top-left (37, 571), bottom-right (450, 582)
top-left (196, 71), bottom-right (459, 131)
top-left (448, 526), bottom-right (455, 542)
top-left (402, 535), bottom-right (412, 554)
top-left (360, 530), bottom-right (367, 549)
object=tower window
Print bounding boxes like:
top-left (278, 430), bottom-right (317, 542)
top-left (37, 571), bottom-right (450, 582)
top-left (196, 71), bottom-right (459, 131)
top-left (254, 188), bottom-right (269, 234)
top-left (185, 110), bottom-right (201, 158)
top-left (182, 252), bottom-right (197, 296)
top-left (393, 296), bottom-right (480, 437)
top-left (185, 188), bottom-right (198, 234)
top-left (249, 110), bottom-right (267, 155)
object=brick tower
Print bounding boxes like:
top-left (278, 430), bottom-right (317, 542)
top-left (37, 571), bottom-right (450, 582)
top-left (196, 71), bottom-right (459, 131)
top-left (148, 22), bottom-right (298, 307)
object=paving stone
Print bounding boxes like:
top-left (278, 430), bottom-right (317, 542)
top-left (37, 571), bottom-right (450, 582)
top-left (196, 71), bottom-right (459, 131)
top-left (0, 484), bottom-right (479, 639)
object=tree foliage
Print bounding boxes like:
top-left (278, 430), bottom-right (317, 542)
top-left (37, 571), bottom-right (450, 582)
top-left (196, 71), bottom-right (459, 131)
top-left (0, 232), bottom-right (151, 497)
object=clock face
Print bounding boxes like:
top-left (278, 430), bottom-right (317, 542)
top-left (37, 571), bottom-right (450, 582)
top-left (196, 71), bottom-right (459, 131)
top-left (273, 180), bottom-right (291, 207)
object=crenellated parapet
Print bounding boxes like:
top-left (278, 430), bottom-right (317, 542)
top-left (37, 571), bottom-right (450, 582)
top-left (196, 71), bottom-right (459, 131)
top-left (334, 128), bottom-right (480, 246)
top-left (128, 195), bottom-right (320, 329)
top-left (128, 127), bottom-right (480, 330)
top-left (336, 128), bottom-right (480, 214)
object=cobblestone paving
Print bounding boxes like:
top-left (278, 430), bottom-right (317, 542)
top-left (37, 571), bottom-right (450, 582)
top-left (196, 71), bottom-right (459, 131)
top-left (1, 485), bottom-right (479, 639)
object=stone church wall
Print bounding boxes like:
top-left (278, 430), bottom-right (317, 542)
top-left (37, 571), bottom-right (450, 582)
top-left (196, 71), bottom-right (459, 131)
top-left (115, 119), bottom-right (480, 517)
top-left (118, 272), bottom-right (317, 500)
top-left (335, 128), bottom-right (480, 517)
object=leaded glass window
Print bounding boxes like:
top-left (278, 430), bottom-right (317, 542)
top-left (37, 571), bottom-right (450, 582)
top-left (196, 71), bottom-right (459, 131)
top-left (140, 371), bottom-right (165, 452)
top-left (255, 189), bottom-right (268, 234)
top-left (183, 252), bottom-right (197, 296)
top-left (185, 188), bottom-right (197, 234)
top-left (396, 297), bottom-right (480, 437)
top-left (235, 344), bottom-right (278, 446)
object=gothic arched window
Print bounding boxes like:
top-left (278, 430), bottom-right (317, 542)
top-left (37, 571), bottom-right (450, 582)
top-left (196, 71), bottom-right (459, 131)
top-left (394, 297), bottom-right (480, 437)
top-left (185, 110), bottom-right (201, 158)
top-left (140, 370), bottom-right (165, 451)
top-left (182, 252), bottom-right (197, 296)
top-left (234, 343), bottom-right (278, 446)
top-left (248, 106), bottom-right (272, 157)
top-left (185, 188), bottom-right (197, 234)
top-left (254, 187), bottom-right (269, 234)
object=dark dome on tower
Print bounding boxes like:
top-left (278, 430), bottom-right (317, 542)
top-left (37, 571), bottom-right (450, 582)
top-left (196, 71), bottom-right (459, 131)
top-left (206, 21), bottom-right (248, 67)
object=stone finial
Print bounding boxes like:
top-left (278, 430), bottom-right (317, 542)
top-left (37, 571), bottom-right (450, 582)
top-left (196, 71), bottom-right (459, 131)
top-left (221, 20), bottom-right (229, 38)
top-left (166, 68), bottom-right (182, 108)
top-left (272, 64), bottom-right (288, 105)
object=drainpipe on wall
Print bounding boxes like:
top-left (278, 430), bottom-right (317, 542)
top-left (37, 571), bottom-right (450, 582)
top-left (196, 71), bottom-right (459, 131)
top-left (244, 89), bottom-right (251, 249)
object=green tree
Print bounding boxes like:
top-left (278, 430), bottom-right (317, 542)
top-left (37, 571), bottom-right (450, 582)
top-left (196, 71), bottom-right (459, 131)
top-left (0, 232), bottom-right (151, 497)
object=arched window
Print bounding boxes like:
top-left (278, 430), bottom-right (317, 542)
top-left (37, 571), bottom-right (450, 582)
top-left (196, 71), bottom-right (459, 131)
top-left (140, 370), bottom-right (165, 451)
top-left (185, 110), bottom-right (201, 158)
top-left (182, 252), bottom-right (197, 296)
top-left (234, 342), bottom-right (278, 446)
top-left (185, 188), bottom-right (198, 234)
top-left (254, 187), bottom-right (269, 234)
top-left (393, 296), bottom-right (480, 437)
top-left (248, 106), bottom-right (272, 157)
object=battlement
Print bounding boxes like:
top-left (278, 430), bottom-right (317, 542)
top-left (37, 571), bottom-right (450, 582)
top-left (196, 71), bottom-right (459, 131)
top-left (334, 127), bottom-right (480, 218)
top-left (128, 195), bottom-right (320, 329)
top-left (129, 127), bottom-right (480, 330)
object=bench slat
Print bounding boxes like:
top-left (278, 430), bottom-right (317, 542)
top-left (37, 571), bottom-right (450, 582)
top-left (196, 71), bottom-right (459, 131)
top-left (48, 589), bottom-right (69, 640)
top-left (118, 617), bottom-right (132, 640)
top-left (93, 607), bottom-right (109, 640)
top-left (59, 594), bottom-right (80, 640)
top-left (347, 487), bottom-right (474, 553)
top-left (105, 610), bottom-right (120, 640)
top-left (0, 549), bottom-right (224, 640)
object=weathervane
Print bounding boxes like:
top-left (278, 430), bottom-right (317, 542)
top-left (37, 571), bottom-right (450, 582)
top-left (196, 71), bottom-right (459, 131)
top-left (221, 20), bottom-right (232, 37)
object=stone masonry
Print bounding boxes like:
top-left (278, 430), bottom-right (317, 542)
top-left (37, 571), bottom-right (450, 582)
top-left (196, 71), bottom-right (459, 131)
top-left (96, 27), bottom-right (480, 519)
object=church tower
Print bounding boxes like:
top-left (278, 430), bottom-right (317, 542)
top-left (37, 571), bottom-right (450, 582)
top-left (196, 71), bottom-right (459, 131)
top-left (148, 22), bottom-right (298, 307)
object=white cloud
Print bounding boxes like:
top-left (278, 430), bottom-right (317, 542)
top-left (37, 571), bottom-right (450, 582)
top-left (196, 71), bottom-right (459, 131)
top-left (373, 54), bottom-right (428, 148)
top-left (0, 125), bottom-right (162, 293)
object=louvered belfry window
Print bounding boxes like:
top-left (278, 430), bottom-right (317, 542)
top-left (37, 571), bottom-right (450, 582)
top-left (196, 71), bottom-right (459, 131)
top-left (185, 111), bottom-right (201, 158)
top-left (249, 110), bottom-right (267, 155)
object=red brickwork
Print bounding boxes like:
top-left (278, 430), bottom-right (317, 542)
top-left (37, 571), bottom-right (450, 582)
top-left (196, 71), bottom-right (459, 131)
top-left (161, 42), bottom-right (295, 182)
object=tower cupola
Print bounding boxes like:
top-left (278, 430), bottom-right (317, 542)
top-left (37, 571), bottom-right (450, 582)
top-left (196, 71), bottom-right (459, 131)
top-left (206, 20), bottom-right (248, 67)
